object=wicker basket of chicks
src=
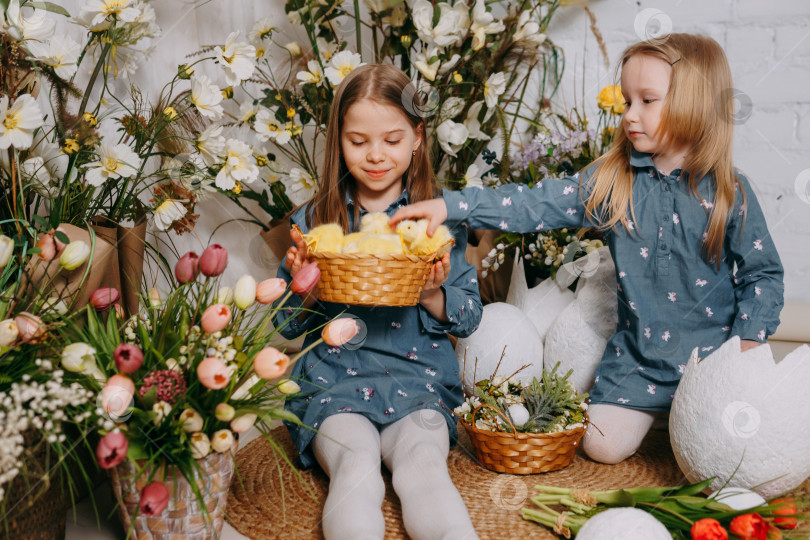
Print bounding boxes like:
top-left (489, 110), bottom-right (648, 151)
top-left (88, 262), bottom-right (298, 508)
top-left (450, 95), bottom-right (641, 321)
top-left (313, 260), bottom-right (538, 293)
top-left (294, 212), bottom-right (454, 307)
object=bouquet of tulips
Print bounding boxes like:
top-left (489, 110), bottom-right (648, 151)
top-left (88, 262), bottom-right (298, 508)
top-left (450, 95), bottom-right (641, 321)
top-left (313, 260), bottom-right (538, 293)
top-left (57, 243), bottom-right (357, 520)
top-left (522, 478), bottom-right (805, 539)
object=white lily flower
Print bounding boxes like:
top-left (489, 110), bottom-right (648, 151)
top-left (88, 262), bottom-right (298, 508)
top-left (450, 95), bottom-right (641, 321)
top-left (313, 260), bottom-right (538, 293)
top-left (464, 101), bottom-right (490, 141)
top-left (437, 54), bottom-right (460, 76)
top-left (152, 200), bottom-right (186, 231)
top-left (78, 0), bottom-right (142, 31)
top-left (415, 1), bottom-right (469, 48)
top-left (190, 74), bottom-right (224, 120)
top-left (296, 59), bottom-right (325, 86)
top-left (513, 10), bottom-right (546, 47)
top-left (285, 168), bottom-right (317, 204)
top-left (195, 124), bottom-right (226, 166)
top-left (463, 164), bottom-right (483, 188)
top-left (412, 47), bottom-right (441, 82)
top-left (470, 0), bottom-right (505, 51)
top-left (2, 0), bottom-right (55, 41)
top-left (436, 119), bottom-right (468, 157)
top-left (324, 50), bottom-right (364, 87)
top-left (215, 31), bottom-right (256, 86)
top-left (215, 139), bottom-right (259, 190)
top-left (84, 143), bottom-right (139, 187)
top-left (483, 72), bottom-right (506, 109)
top-left (26, 35), bottom-right (81, 80)
top-left (0, 95), bottom-right (42, 150)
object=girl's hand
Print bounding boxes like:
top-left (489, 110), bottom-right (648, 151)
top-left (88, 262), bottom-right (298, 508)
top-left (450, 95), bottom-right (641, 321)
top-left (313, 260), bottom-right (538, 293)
top-left (740, 339), bottom-right (762, 352)
top-left (389, 198), bottom-right (449, 236)
top-left (419, 252), bottom-right (450, 314)
top-left (284, 227), bottom-right (310, 277)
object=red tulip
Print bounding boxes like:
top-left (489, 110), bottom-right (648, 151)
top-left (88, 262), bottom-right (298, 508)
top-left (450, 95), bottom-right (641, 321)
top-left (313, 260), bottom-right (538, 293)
top-left (253, 347), bottom-right (290, 379)
top-left (691, 518), bottom-right (728, 540)
top-left (730, 514), bottom-right (767, 540)
top-left (114, 343), bottom-right (144, 374)
top-left (771, 498), bottom-right (798, 529)
top-left (101, 374), bottom-right (135, 418)
top-left (36, 233), bottom-right (57, 261)
top-left (139, 481), bottom-right (170, 516)
top-left (200, 244), bottom-right (228, 277)
top-left (201, 303), bottom-right (231, 334)
top-left (322, 317), bottom-right (359, 347)
top-left (15, 312), bottom-right (45, 343)
top-left (174, 251), bottom-right (199, 284)
top-left (197, 357), bottom-right (231, 389)
top-left (255, 278), bottom-right (287, 304)
top-left (291, 262), bottom-right (320, 295)
top-left (89, 287), bottom-right (121, 311)
top-left (96, 431), bottom-right (128, 469)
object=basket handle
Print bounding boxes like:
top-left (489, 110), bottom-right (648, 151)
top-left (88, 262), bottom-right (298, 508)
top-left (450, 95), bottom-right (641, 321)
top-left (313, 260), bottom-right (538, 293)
top-left (470, 402), bottom-right (519, 438)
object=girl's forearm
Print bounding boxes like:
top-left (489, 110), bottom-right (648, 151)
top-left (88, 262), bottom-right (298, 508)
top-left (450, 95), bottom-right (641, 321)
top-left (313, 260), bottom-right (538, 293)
top-left (419, 289), bottom-right (447, 322)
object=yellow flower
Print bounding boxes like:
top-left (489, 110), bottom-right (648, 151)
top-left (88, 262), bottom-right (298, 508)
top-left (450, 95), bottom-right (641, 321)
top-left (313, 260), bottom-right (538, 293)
top-left (62, 138), bottom-right (80, 154)
top-left (163, 106), bottom-right (178, 120)
top-left (597, 85), bottom-right (625, 115)
top-left (286, 108), bottom-right (296, 119)
top-left (221, 86), bottom-right (234, 99)
top-left (602, 126), bottom-right (615, 137)
top-left (232, 181), bottom-right (242, 194)
top-left (82, 112), bottom-right (98, 127)
top-left (255, 154), bottom-right (268, 166)
top-left (177, 63), bottom-right (194, 80)
top-left (452, 71), bottom-right (462, 84)
top-left (400, 35), bottom-right (412, 48)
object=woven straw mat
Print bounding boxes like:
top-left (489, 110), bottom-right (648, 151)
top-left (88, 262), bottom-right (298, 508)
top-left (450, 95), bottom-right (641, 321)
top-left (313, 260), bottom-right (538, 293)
top-left (225, 424), bottom-right (804, 539)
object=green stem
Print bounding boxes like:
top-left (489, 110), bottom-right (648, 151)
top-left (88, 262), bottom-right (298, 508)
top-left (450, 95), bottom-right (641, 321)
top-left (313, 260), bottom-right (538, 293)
top-left (353, 0), bottom-right (362, 56)
top-left (78, 41), bottom-right (112, 118)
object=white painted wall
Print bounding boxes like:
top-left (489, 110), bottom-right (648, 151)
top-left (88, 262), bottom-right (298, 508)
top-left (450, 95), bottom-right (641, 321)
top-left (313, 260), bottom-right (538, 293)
top-left (53, 0), bottom-right (810, 302)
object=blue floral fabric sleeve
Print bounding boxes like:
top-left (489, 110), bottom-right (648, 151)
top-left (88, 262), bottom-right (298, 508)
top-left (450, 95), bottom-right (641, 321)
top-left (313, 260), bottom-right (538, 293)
top-left (725, 172), bottom-right (784, 342)
top-left (417, 223), bottom-right (482, 338)
top-left (442, 172), bottom-right (595, 233)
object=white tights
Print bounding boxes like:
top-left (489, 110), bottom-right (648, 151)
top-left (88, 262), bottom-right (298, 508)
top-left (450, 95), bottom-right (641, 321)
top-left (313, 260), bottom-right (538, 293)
top-left (581, 404), bottom-right (658, 464)
top-left (313, 410), bottom-right (479, 540)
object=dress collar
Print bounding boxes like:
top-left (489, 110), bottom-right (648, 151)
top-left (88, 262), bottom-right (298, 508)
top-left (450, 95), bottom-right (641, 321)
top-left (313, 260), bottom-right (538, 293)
top-left (346, 189), bottom-right (410, 214)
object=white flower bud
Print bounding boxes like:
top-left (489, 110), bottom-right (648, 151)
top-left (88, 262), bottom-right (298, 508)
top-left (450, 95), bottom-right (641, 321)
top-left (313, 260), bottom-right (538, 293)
top-left (211, 429), bottom-right (235, 452)
top-left (180, 408), bottom-right (204, 432)
top-left (190, 432), bottom-right (211, 459)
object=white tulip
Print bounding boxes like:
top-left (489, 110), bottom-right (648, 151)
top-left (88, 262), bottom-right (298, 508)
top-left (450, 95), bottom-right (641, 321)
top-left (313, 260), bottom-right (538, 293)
top-left (61, 342), bottom-right (97, 373)
top-left (59, 240), bottom-right (90, 270)
top-left (190, 432), bottom-right (211, 459)
top-left (216, 286), bottom-right (234, 305)
top-left (0, 235), bottom-right (13, 267)
top-left (179, 408), bottom-right (204, 433)
top-left (233, 275), bottom-right (257, 310)
top-left (0, 319), bottom-right (19, 347)
top-left (211, 429), bottom-right (235, 453)
top-left (277, 379), bottom-right (301, 394)
top-left (41, 297), bottom-right (68, 316)
top-left (230, 413), bottom-right (257, 433)
top-left (152, 401), bottom-right (172, 425)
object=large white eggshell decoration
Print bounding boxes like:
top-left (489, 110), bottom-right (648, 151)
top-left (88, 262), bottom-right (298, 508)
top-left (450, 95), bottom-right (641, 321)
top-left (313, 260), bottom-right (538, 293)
top-left (575, 508), bottom-right (670, 540)
top-left (455, 302), bottom-right (543, 395)
top-left (709, 487), bottom-right (766, 510)
top-left (543, 246), bottom-right (618, 393)
top-left (670, 336), bottom-right (810, 498)
top-left (506, 251), bottom-right (574, 340)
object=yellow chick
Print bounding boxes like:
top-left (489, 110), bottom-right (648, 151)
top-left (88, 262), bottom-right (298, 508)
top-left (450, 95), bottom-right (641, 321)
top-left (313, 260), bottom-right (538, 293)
top-left (343, 233), bottom-right (403, 255)
top-left (304, 223), bottom-right (344, 253)
top-left (341, 232), bottom-right (367, 251)
top-left (396, 219), bottom-right (454, 256)
top-left (360, 212), bottom-right (395, 235)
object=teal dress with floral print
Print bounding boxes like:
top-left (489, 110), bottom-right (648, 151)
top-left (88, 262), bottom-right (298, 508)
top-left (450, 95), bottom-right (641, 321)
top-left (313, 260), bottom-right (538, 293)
top-left (442, 150), bottom-right (784, 411)
top-left (275, 191), bottom-right (482, 468)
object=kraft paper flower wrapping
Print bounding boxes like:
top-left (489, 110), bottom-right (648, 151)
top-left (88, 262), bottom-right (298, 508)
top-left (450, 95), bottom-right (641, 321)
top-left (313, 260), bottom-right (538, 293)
top-left (670, 336), bottom-right (810, 498)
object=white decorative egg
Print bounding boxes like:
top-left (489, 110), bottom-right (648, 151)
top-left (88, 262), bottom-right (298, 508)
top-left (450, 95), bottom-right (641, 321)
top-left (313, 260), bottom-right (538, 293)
top-left (576, 508), bottom-right (670, 540)
top-left (670, 337), bottom-right (810, 498)
top-left (507, 404), bottom-right (530, 427)
top-left (455, 303), bottom-right (543, 395)
top-left (506, 253), bottom-right (574, 340)
top-left (709, 487), bottom-right (767, 510)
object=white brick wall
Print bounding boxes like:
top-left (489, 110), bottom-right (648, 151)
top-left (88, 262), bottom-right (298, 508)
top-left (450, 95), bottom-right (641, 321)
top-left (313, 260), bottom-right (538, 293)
top-left (546, 0), bottom-right (810, 302)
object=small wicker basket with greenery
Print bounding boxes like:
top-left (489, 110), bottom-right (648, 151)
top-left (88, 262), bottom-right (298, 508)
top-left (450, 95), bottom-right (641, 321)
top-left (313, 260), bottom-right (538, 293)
top-left (455, 362), bottom-right (588, 475)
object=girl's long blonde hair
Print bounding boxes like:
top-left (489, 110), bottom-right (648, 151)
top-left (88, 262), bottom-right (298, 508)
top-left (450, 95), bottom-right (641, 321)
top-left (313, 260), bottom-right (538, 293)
top-left (306, 63), bottom-right (437, 231)
top-left (584, 33), bottom-right (745, 267)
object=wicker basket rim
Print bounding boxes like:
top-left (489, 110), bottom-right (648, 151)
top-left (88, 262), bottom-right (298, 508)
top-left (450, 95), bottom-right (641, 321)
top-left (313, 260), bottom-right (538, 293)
top-left (294, 224), bottom-right (454, 260)
top-left (460, 403), bottom-right (589, 441)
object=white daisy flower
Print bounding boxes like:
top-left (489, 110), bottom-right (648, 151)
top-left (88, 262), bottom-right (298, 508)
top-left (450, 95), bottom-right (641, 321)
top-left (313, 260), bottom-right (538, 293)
top-left (324, 50), bottom-right (364, 87)
top-left (483, 72), bottom-right (506, 109)
top-left (152, 199), bottom-right (186, 231)
top-left (2, 0), bottom-right (56, 41)
top-left (78, 0), bottom-right (142, 32)
top-left (254, 108), bottom-right (290, 144)
top-left (19, 137), bottom-right (67, 194)
top-left (249, 17), bottom-right (275, 43)
top-left (463, 164), bottom-right (482, 188)
top-left (84, 143), bottom-right (140, 187)
top-left (215, 139), bottom-right (258, 190)
top-left (195, 124), bottom-right (226, 166)
top-left (236, 101), bottom-right (259, 126)
top-left (190, 74), bottom-right (224, 120)
top-left (316, 37), bottom-right (339, 62)
top-left (436, 119), bottom-right (468, 157)
top-left (296, 59), bottom-right (325, 86)
top-left (0, 94), bottom-right (43, 150)
top-left (26, 35), bottom-right (82, 80)
top-left (285, 167), bottom-right (317, 204)
top-left (215, 31), bottom-right (256, 86)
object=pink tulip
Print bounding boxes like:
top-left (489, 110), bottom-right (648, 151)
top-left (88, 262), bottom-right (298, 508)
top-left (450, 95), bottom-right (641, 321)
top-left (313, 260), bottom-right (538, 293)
top-left (253, 347), bottom-right (290, 379)
top-left (114, 343), bottom-right (144, 374)
top-left (89, 287), bottom-right (121, 311)
top-left (96, 431), bottom-right (128, 469)
top-left (291, 262), bottom-right (320, 295)
top-left (102, 374), bottom-right (135, 418)
top-left (199, 244), bottom-right (228, 277)
top-left (322, 317), bottom-right (359, 347)
top-left (255, 278), bottom-right (287, 305)
top-left (15, 312), bottom-right (45, 343)
top-left (174, 251), bottom-right (199, 284)
top-left (36, 233), bottom-right (57, 261)
top-left (139, 481), bottom-right (170, 516)
top-left (201, 303), bottom-right (231, 334)
top-left (197, 357), bottom-right (231, 389)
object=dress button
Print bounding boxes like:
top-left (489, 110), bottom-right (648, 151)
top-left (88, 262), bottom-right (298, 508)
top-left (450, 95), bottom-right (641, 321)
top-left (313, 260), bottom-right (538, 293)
top-left (663, 215), bottom-right (669, 222)
top-left (661, 243), bottom-right (668, 250)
